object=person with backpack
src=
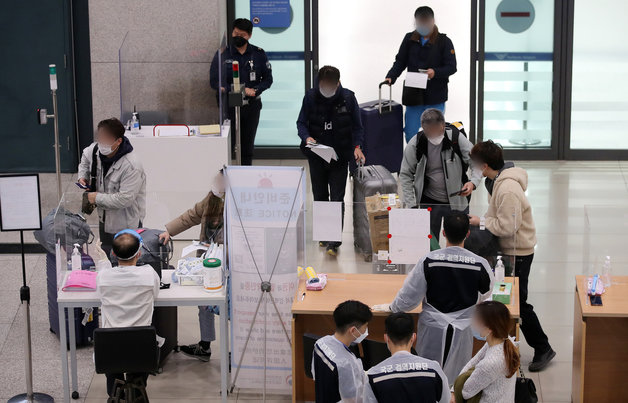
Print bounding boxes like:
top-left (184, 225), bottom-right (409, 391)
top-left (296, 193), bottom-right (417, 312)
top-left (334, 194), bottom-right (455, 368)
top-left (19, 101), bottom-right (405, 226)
top-left (399, 108), bottom-right (480, 239)
top-left (384, 6), bottom-right (457, 143)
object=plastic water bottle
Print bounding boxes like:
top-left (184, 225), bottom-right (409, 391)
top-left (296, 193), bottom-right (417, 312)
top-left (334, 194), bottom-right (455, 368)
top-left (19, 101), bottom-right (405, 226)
top-left (71, 244), bottom-right (82, 271)
top-left (130, 112), bottom-right (140, 135)
top-left (494, 256), bottom-right (505, 283)
top-left (602, 256), bottom-right (612, 288)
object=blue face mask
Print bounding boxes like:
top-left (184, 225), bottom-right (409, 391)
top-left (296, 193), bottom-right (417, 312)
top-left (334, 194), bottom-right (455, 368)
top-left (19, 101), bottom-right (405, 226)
top-left (472, 327), bottom-right (486, 341)
top-left (416, 25), bottom-right (431, 37)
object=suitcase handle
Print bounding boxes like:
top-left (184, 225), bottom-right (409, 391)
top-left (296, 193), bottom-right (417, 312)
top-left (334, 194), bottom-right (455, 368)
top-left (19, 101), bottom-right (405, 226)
top-left (378, 81), bottom-right (393, 115)
top-left (356, 160), bottom-right (365, 182)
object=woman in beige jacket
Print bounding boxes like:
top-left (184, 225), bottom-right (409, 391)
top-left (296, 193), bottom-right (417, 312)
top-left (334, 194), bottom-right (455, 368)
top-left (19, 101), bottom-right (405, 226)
top-left (468, 141), bottom-right (555, 373)
top-left (158, 171), bottom-right (224, 361)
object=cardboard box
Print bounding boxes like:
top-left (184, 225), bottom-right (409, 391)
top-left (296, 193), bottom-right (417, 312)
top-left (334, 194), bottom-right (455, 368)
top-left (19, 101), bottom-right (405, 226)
top-left (365, 193), bottom-right (401, 253)
top-left (492, 282), bottom-right (512, 305)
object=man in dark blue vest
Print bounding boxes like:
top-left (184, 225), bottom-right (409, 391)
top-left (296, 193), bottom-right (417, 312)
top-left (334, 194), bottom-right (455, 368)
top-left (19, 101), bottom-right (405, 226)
top-left (297, 66), bottom-right (365, 256)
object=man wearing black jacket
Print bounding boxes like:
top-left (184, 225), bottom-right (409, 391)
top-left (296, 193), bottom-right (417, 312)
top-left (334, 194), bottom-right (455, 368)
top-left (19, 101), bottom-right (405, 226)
top-left (385, 6), bottom-right (457, 143)
top-left (297, 66), bottom-right (365, 256)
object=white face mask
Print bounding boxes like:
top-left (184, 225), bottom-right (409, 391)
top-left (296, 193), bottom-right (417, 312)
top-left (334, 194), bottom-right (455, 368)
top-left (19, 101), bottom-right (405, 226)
top-left (427, 134), bottom-right (444, 145)
top-left (98, 142), bottom-right (117, 156)
top-left (352, 327), bottom-right (368, 344)
top-left (319, 86), bottom-right (337, 98)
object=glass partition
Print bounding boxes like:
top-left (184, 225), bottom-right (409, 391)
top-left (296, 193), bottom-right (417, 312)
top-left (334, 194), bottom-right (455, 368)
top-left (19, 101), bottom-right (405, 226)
top-left (583, 206), bottom-right (628, 279)
top-left (118, 24), bottom-right (225, 127)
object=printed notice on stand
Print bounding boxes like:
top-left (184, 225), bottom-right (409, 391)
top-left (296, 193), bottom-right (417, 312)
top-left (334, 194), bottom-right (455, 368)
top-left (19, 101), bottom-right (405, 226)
top-left (0, 175), bottom-right (42, 231)
top-left (388, 208), bottom-right (430, 264)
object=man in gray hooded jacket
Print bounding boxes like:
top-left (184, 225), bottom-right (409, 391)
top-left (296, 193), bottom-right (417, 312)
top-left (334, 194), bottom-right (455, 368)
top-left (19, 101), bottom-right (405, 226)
top-left (399, 109), bottom-right (480, 239)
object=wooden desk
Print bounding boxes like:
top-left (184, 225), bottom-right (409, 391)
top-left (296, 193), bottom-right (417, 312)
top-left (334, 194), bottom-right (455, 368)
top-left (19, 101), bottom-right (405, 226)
top-left (291, 273), bottom-right (519, 403)
top-left (572, 275), bottom-right (628, 402)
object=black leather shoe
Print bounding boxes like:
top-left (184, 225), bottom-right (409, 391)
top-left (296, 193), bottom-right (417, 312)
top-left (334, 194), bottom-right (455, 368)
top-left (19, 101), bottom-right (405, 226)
top-left (528, 348), bottom-right (555, 372)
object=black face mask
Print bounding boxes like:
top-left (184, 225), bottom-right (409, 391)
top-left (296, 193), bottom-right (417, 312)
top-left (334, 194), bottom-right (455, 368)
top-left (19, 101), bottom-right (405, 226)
top-left (232, 36), bottom-right (248, 48)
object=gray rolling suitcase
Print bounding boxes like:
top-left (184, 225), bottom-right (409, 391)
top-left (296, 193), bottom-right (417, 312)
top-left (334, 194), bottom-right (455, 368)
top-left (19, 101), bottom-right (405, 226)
top-left (352, 165), bottom-right (397, 261)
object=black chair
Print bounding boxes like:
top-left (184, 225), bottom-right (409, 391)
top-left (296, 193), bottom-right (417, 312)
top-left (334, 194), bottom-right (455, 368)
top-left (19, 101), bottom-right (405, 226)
top-left (94, 326), bottom-right (160, 402)
top-left (361, 339), bottom-right (419, 369)
top-left (303, 333), bottom-right (321, 379)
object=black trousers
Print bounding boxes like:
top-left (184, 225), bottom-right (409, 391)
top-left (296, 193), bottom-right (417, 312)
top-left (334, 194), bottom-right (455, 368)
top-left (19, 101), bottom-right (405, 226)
top-left (307, 155), bottom-right (348, 247)
top-left (99, 220), bottom-right (114, 259)
top-left (420, 195), bottom-right (468, 241)
top-left (106, 372), bottom-right (149, 397)
top-left (229, 99), bottom-right (262, 166)
top-left (515, 253), bottom-right (552, 355)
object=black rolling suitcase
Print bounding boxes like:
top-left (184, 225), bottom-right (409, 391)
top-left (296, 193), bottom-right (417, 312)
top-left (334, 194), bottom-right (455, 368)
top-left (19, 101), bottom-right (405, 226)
top-left (352, 165), bottom-right (398, 261)
top-left (46, 253), bottom-right (99, 346)
top-left (353, 82), bottom-right (404, 174)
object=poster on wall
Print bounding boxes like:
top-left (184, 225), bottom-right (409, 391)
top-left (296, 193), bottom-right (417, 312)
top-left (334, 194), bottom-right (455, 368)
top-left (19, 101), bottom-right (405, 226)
top-left (250, 0), bottom-right (291, 28)
top-left (226, 165), bottom-right (305, 392)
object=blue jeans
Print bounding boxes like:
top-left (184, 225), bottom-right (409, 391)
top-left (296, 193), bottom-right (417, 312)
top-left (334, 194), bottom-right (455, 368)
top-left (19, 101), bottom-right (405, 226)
top-left (199, 306), bottom-right (216, 342)
top-left (404, 103), bottom-right (446, 143)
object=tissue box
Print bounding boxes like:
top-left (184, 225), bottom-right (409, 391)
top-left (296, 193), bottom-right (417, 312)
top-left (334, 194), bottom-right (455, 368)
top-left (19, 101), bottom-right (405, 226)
top-left (492, 282), bottom-right (512, 304)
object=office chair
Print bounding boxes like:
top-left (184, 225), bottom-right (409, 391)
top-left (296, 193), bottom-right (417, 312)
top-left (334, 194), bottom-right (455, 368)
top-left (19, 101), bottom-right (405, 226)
top-left (303, 333), bottom-right (321, 379)
top-left (94, 326), bottom-right (160, 403)
top-left (361, 339), bottom-right (419, 369)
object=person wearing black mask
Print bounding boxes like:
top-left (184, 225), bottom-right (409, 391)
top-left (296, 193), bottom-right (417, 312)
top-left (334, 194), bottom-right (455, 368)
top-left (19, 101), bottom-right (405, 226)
top-left (296, 66), bottom-right (365, 256)
top-left (210, 18), bottom-right (273, 165)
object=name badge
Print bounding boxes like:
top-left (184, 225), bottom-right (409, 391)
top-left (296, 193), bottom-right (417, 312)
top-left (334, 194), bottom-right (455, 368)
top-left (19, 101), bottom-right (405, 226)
top-left (249, 71), bottom-right (256, 81)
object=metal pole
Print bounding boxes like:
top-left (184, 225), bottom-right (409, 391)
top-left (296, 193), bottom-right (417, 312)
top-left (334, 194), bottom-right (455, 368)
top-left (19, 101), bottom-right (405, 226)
top-left (51, 89), bottom-right (62, 202)
top-left (234, 105), bottom-right (242, 165)
top-left (263, 292), bottom-right (267, 402)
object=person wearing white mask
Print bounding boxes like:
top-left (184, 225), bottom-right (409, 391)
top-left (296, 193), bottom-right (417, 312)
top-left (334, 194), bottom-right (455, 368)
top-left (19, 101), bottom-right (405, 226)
top-left (78, 118), bottom-right (146, 256)
top-left (399, 108), bottom-right (480, 239)
top-left (312, 300), bottom-right (372, 403)
top-left (296, 65), bottom-right (365, 256)
top-left (158, 169), bottom-right (225, 361)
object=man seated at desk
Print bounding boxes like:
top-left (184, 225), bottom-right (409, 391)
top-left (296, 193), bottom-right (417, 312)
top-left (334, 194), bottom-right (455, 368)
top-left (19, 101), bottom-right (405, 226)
top-left (96, 230), bottom-right (161, 397)
top-left (363, 312), bottom-right (450, 403)
top-left (373, 212), bottom-right (494, 385)
top-left (312, 300), bottom-right (372, 403)
top-left (158, 170), bottom-right (225, 362)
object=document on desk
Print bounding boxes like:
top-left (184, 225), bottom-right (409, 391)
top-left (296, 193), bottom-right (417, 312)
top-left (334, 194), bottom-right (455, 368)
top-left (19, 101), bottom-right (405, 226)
top-left (388, 208), bottom-right (430, 264)
top-left (312, 201), bottom-right (342, 242)
top-left (306, 143), bottom-right (338, 163)
top-left (405, 71), bottom-right (428, 89)
top-left (181, 241), bottom-right (209, 258)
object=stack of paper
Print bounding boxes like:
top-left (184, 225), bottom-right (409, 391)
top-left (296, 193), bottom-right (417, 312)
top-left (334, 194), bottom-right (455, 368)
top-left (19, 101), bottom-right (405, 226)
top-left (306, 143), bottom-right (338, 163)
top-left (62, 270), bottom-right (98, 292)
top-left (198, 124), bottom-right (221, 136)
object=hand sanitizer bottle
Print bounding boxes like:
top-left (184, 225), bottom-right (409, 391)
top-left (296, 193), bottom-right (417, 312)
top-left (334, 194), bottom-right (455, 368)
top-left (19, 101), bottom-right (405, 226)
top-left (602, 256), bottom-right (612, 288)
top-left (494, 255), bottom-right (505, 283)
top-left (130, 111), bottom-right (140, 135)
top-left (71, 244), bottom-right (82, 271)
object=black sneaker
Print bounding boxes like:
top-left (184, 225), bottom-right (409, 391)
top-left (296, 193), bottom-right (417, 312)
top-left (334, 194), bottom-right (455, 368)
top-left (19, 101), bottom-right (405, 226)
top-left (319, 241), bottom-right (327, 247)
top-left (326, 245), bottom-right (338, 256)
top-left (180, 343), bottom-right (211, 362)
top-left (528, 348), bottom-right (555, 372)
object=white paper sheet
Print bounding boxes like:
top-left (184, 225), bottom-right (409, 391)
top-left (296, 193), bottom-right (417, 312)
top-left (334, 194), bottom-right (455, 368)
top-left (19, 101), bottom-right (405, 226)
top-left (306, 143), bottom-right (338, 163)
top-left (388, 208), bottom-right (430, 264)
top-left (0, 175), bottom-right (41, 231)
top-left (181, 241), bottom-right (209, 258)
top-left (312, 201), bottom-right (342, 242)
top-left (405, 71), bottom-right (428, 89)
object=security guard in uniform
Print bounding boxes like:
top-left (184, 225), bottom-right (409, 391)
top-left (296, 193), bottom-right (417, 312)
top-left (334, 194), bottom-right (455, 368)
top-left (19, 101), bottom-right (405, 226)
top-left (210, 18), bottom-right (273, 165)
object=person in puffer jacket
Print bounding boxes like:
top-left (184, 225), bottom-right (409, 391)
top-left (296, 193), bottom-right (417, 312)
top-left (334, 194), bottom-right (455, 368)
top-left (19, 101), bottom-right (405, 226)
top-left (468, 141), bottom-right (555, 373)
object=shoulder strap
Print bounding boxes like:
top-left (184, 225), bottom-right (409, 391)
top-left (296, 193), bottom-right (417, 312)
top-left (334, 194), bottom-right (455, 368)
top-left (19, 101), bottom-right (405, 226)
top-left (90, 144), bottom-right (99, 190)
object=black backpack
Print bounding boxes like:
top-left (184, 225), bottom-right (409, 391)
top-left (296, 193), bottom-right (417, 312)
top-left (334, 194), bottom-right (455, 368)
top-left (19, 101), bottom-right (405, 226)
top-left (416, 121), bottom-right (469, 183)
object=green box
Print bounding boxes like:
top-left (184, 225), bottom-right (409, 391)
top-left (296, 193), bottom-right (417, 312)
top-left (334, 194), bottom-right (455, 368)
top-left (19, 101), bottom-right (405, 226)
top-left (492, 282), bottom-right (512, 305)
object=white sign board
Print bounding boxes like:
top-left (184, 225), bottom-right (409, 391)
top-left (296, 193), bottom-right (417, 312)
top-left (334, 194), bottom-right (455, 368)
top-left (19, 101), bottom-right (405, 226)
top-left (388, 208), bottom-right (430, 264)
top-left (226, 166), bottom-right (305, 393)
top-left (0, 174), bottom-right (42, 231)
top-left (312, 201), bottom-right (342, 242)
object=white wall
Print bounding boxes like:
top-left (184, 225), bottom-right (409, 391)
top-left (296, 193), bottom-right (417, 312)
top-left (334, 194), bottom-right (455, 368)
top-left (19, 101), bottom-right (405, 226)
top-left (318, 0), bottom-right (471, 129)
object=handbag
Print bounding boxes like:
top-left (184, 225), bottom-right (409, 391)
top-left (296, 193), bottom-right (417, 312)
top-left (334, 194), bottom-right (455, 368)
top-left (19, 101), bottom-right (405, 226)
top-left (515, 367), bottom-right (538, 403)
top-left (453, 368), bottom-right (482, 403)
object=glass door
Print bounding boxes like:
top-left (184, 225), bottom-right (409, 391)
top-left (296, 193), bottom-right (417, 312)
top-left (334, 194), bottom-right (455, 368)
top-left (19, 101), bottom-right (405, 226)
top-left (473, 0), bottom-right (560, 158)
top-left (230, 0), bottom-right (315, 154)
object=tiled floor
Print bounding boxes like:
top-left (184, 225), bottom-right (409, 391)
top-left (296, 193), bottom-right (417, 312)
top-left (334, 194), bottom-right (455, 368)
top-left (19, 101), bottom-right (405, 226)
top-left (1, 160), bottom-right (627, 402)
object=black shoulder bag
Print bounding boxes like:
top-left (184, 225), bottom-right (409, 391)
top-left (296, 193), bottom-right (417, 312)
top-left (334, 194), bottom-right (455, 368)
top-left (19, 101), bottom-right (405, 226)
top-left (515, 366), bottom-right (538, 403)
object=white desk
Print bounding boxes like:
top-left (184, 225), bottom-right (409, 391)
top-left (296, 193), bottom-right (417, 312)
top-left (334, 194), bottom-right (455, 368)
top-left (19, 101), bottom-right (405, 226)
top-left (57, 269), bottom-right (229, 402)
top-left (127, 124), bottom-right (230, 239)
